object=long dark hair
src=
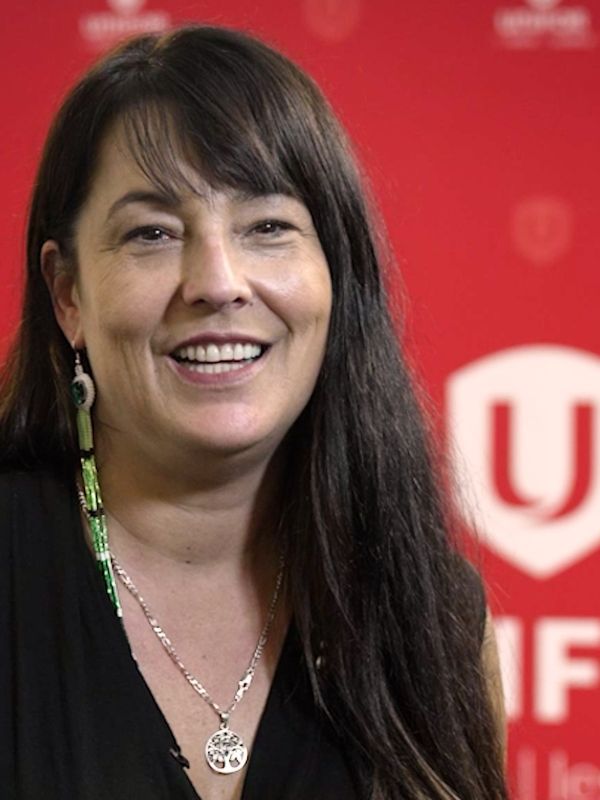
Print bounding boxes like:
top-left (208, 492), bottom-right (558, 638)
top-left (0, 25), bottom-right (507, 799)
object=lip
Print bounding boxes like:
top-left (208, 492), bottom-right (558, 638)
top-left (165, 343), bottom-right (271, 387)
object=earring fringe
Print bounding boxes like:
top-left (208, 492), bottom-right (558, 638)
top-left (72, 350), bottom-right (122, 618)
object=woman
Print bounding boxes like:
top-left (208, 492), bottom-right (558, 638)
top-left (0, 25), bottom-right (507, 800)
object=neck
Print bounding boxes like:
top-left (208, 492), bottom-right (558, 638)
top-left (91, 429), bottom-right (288, 580)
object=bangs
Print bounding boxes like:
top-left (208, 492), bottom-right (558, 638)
top-left (119, 96), bottom-right (301, 203)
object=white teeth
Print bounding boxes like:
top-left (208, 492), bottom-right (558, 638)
top-left (206, 344), bottom-right (220, 363)
top-left (186, 361), bottom-right (248, 374)
top-left (220, 343), bottom-right (234, 361)
top-left (173, 342), bottom-right (263, 363)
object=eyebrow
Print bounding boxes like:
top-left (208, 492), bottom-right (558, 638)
top-left (105, 187), bottom-right (288, 223)
top-left (105, 190), bottom-right (180, 222)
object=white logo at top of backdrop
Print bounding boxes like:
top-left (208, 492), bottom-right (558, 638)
top-left (107, 0), bottom-right (146, 14)
top-left (528, 0), bottom-right (561, 9)
top-left (493, 0), bottom-right (596, 50)
top-left (446, 345), bottom-right (600, 578)
top-left (80, 0), bottom-right (170, 52)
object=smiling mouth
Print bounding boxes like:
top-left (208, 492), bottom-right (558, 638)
top-left (170, 342), bottom-right (269, 374)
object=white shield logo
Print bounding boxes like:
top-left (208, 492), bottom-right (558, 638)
top-left (446, 345), bottom-right (600, 577)
top-left (107, 0), bottom-right (146, 15)
top-left (527, 0), bottom-right (561, 9)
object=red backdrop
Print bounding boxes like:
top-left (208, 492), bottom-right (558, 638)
top-left (2, 2), bottom-right (599, 796)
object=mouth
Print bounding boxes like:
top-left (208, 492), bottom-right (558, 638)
top-left (169, 341), bottom-right (270, 375)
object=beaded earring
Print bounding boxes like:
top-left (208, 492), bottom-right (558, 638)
top-left (71, 350), bottom-right (122, 617)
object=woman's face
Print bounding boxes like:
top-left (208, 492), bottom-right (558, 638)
top-left (46, 122), bottom-right (332, 466)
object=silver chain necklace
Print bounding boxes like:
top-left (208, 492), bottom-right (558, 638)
top-left (77, 487), bottom-right (284, 775)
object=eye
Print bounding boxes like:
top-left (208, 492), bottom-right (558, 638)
top-left (249, 219), bottom-right (295, 237)
top-left (123, 226), bottom-right (174, 244)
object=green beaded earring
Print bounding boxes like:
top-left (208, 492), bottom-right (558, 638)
top-left (71, 350), bottom-right (122, 618)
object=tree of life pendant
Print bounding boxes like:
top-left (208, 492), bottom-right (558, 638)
top-left (205, 723), bottom-right (248, 774)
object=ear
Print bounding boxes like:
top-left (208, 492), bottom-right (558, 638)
top-left (41, 240), bottom-right (85, 349)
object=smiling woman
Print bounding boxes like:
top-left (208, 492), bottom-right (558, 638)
top-left (0, 24), bottom-right (507, 800)
top-left (42, 124), bottom-right (331, 464)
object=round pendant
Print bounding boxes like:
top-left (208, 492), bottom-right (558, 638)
top-left (205, 726), bottom-right (248, 774)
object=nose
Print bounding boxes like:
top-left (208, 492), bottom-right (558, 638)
top-left (180, 234), bottom-right (252, 309)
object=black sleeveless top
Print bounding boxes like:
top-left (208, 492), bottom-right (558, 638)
top-left (0, 470), bottom-right (485, 800)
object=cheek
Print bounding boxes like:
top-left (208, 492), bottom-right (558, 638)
top-left (80, 273), bottom-right (171, 344)
top-left (261, 259), bottom-right (332, 332)
top-left (298, 271), bottom-right (332, 339)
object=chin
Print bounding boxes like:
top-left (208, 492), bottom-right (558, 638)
top-left (174, 425), bottom-right (282, 460)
